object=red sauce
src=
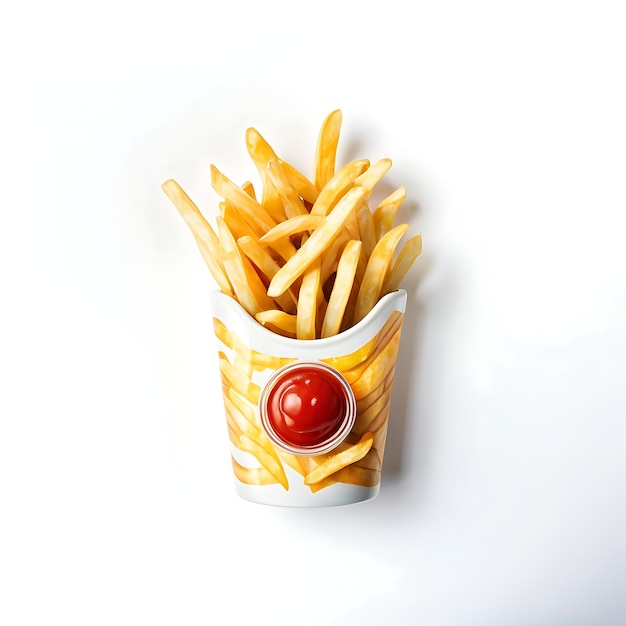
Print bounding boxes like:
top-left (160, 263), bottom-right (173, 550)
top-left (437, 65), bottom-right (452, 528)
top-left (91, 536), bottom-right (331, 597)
top-left (264, 365), bottom-right (350, 449)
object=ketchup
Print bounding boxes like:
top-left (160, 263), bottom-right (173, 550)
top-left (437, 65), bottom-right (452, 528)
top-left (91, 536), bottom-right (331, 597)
top-left (260, 362), bottom-right (356, 454)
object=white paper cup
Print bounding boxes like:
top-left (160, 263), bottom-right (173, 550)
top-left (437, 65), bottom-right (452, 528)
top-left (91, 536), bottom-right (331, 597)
top-left (210, 289), bottom-right (407, 507)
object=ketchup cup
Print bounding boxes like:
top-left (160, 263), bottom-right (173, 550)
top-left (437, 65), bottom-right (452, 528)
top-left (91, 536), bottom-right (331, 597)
top-left (210, 288), bottom-right (407, 507)
top-left (259, 361), bottom-right (357, 457)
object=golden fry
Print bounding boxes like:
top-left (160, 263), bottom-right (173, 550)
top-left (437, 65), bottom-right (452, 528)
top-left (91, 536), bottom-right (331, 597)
top-left (314, 109), bottom-right (342, 190)
top-left (237, 235), bottom-right (297, 314)
top-left (319, 229), bottom-right (352, 286)
top-left (351, 327), bottom-right (401, 401)
top-left (356, 201), bottom-right (377, 258)
top-left (321, 240), bottom-right (362, 338)
top-left (353, 223), bottom-right (409, 324)
top-left (259, 214), bottom-right (324, 244)
top-left (218, 351), bottom-right (261, 405)
top-left (217, 217), bottom-right (273, 316)
top-left (356, 369), bottom-right (394, 414)
top-left (241, 181), bottom-right (257, 200)
top-left (373, 186), bottom-right (406, 240)
top-left (332, 465), bottom-right (381, 488)
top-left (381, 233), bottom-right (423, 295)
top-left (353, 158), bottom-right (392, 193)
top-left (266, 160), bottom-right (308, 218)
top-left (211, 164), bottom-right (277, 232)
top-left (244, 127), bottom-right (286, 223)
top-left (279, 160), bottom-right (319, 205)
top-left (310, 159), bottom-right (369, 217)
top-left (354, 390), bottom-right (392, 436)
top-left (161, 179), bottom-right (233, 296)
top-left (296, 258), bottom-right (321, 340)
top-left (304, 432), bottom-right (375, 485)
top-left (255, 309), bottom-right (298, 338)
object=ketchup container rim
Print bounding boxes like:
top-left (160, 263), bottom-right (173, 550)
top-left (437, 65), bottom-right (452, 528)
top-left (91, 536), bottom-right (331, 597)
top-left (259, 360), bottom-right (357, 456)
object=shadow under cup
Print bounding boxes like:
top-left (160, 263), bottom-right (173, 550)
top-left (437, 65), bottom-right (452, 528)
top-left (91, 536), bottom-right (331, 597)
top-left (210, 289), bottom-right (407, 508)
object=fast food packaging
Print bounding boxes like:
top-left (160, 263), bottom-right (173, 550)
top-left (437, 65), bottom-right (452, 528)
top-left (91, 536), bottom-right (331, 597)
top-left (211, 288), bottom-right (407, 507)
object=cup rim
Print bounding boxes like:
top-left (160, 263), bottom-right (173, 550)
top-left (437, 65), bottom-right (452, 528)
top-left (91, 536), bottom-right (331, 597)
top-left (210, 288), bottom-right (407, 351)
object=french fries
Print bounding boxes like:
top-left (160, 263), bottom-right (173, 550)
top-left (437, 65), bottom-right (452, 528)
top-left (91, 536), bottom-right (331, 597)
top-left (163, 111), bottom-right (422, 495)
top-left (162, 110), bottom-right (421, 338)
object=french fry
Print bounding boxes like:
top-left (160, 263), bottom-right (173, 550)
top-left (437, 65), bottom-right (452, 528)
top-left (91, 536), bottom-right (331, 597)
top-left (341, 319), bottom-right (402, 387)
top-left (321, 465), bottom-right (381, 488)
top-left (319, 229), bottom-right (352, 286)
top-left (279, 160), bottom-right (319, 205)
top-left (304, 432), bottom-right (375, 485)
top-left (211, 164), bottom-right (277, 232)
top-left (241, 181), bottom-right (257, 200)
top-left (243, 127), bottom-right (287, 223)
top-left (296, 258), bottom-right (321, 340)
top-left (227, 420), bottom-right (243, 445)
top-left (354, 390), bottom-right (392, 436)
top-left (193, 233), bottom-right (234, 297)
top-left (224, 385), bottom-right (258, 426)
top-left (353, 223), bottom-right (409, 324)
top-left (223, 391), bottom-right (261, 442)
top-left (353, 447), bottom-right (383, 471)
top-left (309, 445), bottom-right (382, 492)
top-left (217, 216), bottom-right (273, 316)
top-left (351, 327), bottom-right (402, 401)
top-left (314, 109), bottom-right (342, 189)
top-left (161, 179), bottom-right (233, 296)
top-left (381, 233), bottom-right (423, 295)
top-left (266, 160), bottom-right (308, 218)
top-left (246, 126), bottom-right (318, 208)
top-left (354, 158), bottom-right (392, 193)
top-left (242, 251), bottom-right (278, 311)
top-left (255, 309), bottom-right (298, 338)
top-left (364, 398), bottom-right (392, 436)
top-left (328, 310), bottom-right (402, 380)
top-left (373, 186), bottom-right (406, 240)
top-left (245, 126), bottom-right (278, 177)
top-left (371, 429), bottom-right (388, 467)
top-left (219, 351), bottom-right (261, 404)
top-left (259, 214), bottom-right (324, 244)
top-left (356, 369), bottom-right (394, 414)
top-left (237, 235), bottom-right (297, 313)
top-left (321, 240), bottom-right (362, 338)
top-left (310, 159), bottom-right (369, 217)
top-left (356, 201), bottom-right (377, 258)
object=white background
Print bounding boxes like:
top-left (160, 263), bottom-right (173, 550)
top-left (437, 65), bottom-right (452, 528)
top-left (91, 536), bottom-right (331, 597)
top-left (1, 1), bottom-right (625, 624)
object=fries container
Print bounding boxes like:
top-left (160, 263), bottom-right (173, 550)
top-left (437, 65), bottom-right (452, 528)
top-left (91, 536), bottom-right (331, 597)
top-left (210, 289), bottom-right (407, 507)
